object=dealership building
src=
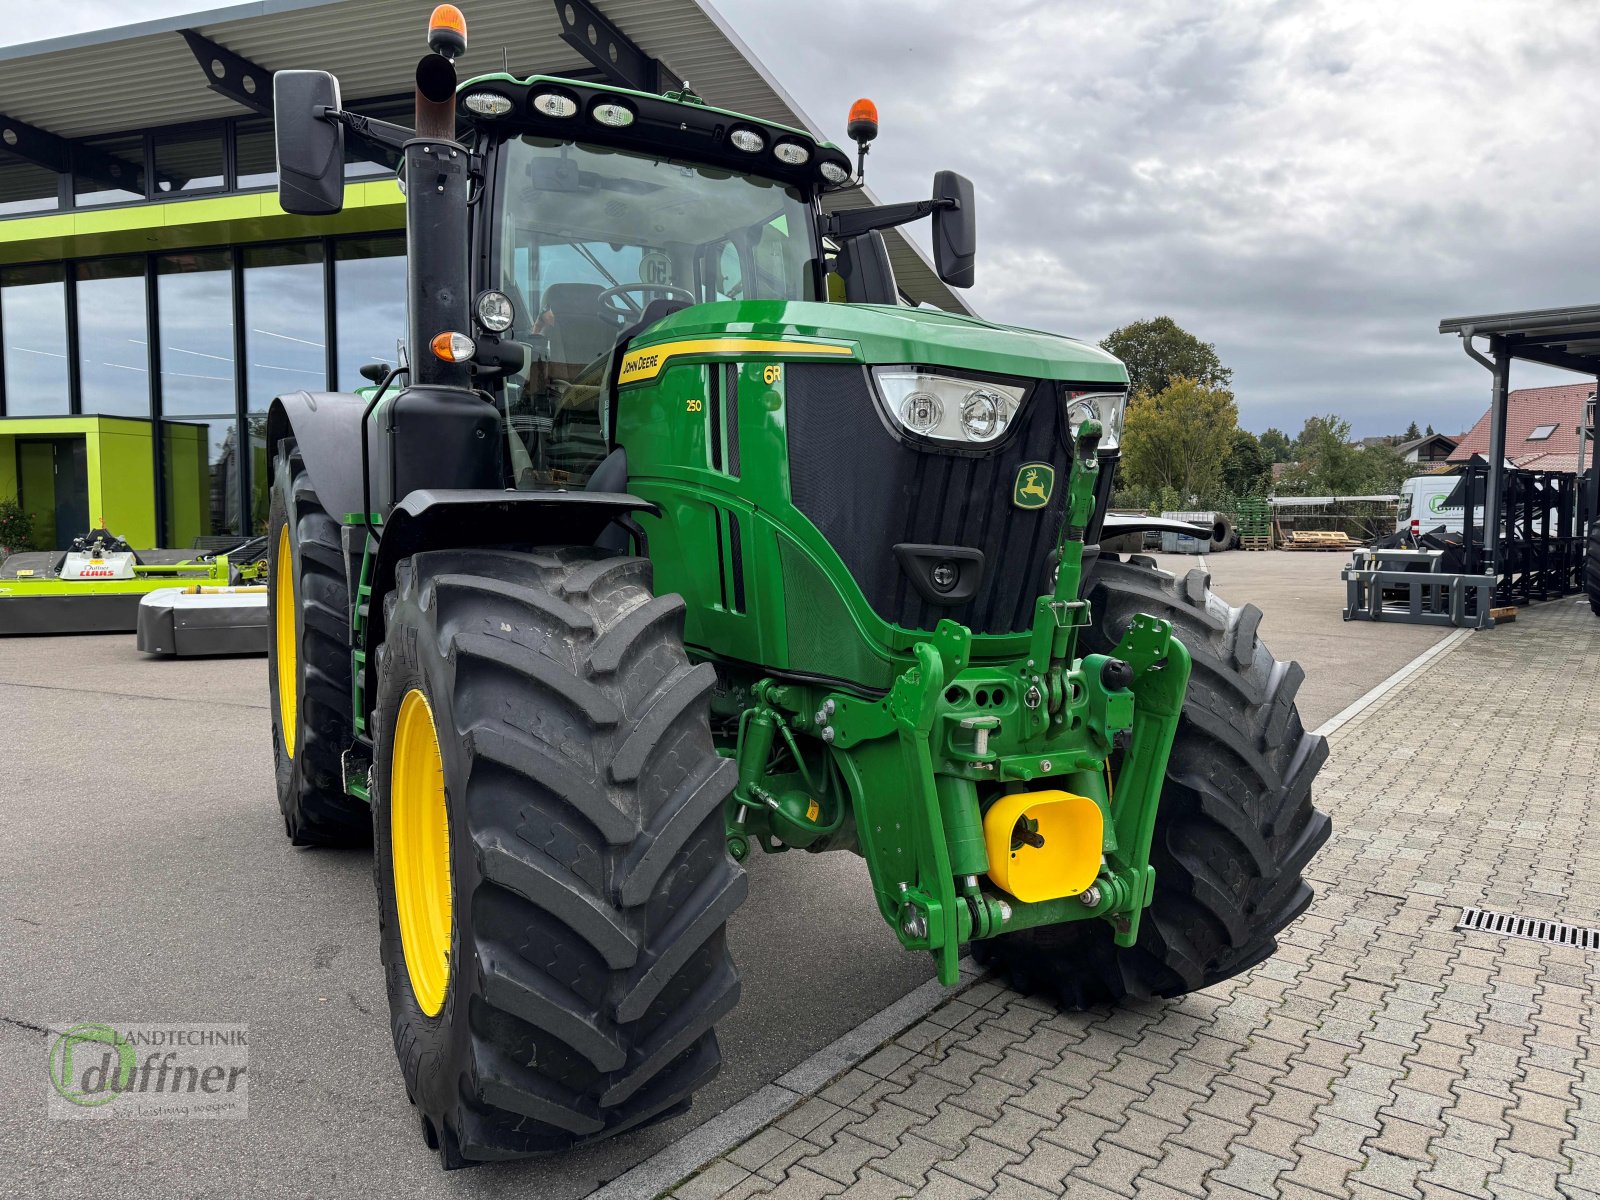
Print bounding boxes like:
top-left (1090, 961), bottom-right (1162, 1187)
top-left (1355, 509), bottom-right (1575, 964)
top-left (0, 0), bottom-right (959, 549)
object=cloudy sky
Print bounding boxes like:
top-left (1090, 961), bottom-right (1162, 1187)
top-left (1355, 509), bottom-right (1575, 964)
top-left (8, 0), bottom-right (1597, 436)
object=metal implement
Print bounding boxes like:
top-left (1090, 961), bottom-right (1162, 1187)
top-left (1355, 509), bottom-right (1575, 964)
top-left (0, 532), bottom-right (259, 636)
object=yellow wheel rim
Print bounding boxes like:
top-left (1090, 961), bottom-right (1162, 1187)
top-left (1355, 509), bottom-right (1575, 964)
top-left (391, 687), bottom-right (453, 1017)
top-left (274, 524), bottom-right (297, 759)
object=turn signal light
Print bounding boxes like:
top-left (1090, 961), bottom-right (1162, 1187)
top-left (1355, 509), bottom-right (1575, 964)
top-left (430, 331), bottom-right (475, 362)
top-left (428, 4), bottom-right (467, 58)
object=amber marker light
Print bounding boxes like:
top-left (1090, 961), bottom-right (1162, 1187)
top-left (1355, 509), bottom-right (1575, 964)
top-left (431, 331), bottom-right (475, 362)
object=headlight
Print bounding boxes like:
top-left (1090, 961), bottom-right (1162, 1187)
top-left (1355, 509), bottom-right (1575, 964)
top-left (873, 369), bottom-right (1027, 446)
top-left (1065, 390), bottom-right (1127, 449)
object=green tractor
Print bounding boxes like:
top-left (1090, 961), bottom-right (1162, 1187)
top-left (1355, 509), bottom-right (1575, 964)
top-left (266, 5), bottom-right (1330, 1168)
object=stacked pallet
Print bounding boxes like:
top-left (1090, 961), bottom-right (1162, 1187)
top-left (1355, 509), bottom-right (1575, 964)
top-left (1285, 530), bottom-right (1363, 551)
top-left (1235, 496), bottom-right (1272, 551)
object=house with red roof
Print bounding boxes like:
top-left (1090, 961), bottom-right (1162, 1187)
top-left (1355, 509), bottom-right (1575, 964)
top-left (1448, 382), bottom-right (1594, 473)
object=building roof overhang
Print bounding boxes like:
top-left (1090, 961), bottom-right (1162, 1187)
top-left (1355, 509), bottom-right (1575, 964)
top-left (0, 0), bottom-right (971, 312)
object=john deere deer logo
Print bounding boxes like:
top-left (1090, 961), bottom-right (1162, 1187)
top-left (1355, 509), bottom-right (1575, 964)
top-left (1013, 463), bottom-right (1055, 509)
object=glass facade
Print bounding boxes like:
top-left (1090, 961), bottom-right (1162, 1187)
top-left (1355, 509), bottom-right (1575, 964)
top-left (153, 127), bottom-right (226, 195)
top-left (0, 235), bottom-right (408, 545)
top-left (1, 264), bottom-right (70, 416)
top-left (157, 251), bottom-right (236, 417)
top-left (0, 94), bottom-right (415, 549)
top-left (335, 237), bottom-right (406, 389)
top-left (0, 148), bottom-right (60, 216)
top-left (76, 258), bottom-right (151, 417)
top-left (74, 134), bottom-right (147, 207)
top-left (0, 96), bottom-right (407, 216)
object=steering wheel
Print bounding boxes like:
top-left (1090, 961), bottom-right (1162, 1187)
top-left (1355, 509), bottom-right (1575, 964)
top-left (595, 282), bottom-right (696, 317)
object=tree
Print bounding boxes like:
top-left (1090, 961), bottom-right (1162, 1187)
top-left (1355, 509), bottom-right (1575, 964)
top-left (1120, 376), bottom-right (1239, 502)
top-left (1277, 414), bottom-right (1411, 496)
top-left (1403, 421), bottom-right (1421, 441)
top-left (1100, 316), bottom-right (1233, 398)
top-left (1258, 427), bottom-right (1295, 464)
top-left (1425, 423), bottom-right (1435, 436)
top-left (1221, 428), bottom-right (1271, 497)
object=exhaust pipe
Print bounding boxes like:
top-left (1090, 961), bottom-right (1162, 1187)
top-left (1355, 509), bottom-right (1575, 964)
top-left (406, 6), bottom-right (471, 390)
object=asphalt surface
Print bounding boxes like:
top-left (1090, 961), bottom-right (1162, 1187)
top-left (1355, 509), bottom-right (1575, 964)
top-left (0, 550), bottom-right (1443, 1198)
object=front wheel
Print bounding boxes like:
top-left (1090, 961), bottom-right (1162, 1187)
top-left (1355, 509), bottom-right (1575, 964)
top-left (973, 555), bottom-right (1332, 1006)
top-left (371, 546), bottom-right (744, 1167)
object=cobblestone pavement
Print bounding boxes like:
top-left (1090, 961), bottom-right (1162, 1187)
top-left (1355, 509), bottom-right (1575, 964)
top-left (667, 599), bottom-right (1600, 1200)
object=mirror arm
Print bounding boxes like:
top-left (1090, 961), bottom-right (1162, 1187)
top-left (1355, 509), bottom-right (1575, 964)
top-left (824, 197), bottom-right (954, 240)
top-left (319, 107), bottom-right (417, 154)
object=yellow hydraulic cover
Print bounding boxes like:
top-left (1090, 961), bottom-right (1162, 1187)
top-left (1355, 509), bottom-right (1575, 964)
top-left (984, 790), bottom-right (1104, 903)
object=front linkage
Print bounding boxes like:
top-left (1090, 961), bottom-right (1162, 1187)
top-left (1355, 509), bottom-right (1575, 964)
top-left (724, 422), bottom-right (1192, 984)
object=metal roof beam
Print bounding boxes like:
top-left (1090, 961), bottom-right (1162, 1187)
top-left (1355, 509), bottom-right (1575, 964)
top-left (179, 29), bottom-right (273, 116)
top-left (0, 111), bottom-right (70, 173)
top-left (0, 110), bottom-right (158, 192)
top-left (1499, 338), bottom-right (1600, 375)
top-left (551, 0), bottom-right (677, 93)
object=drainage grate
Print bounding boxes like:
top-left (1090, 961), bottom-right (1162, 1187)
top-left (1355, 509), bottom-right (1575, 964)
top-left (1456, 906), bottom-right (1600, 951)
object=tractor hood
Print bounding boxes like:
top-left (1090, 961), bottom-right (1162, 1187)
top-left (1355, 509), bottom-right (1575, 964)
top-left (625, 301), bottom-right (1128, 385)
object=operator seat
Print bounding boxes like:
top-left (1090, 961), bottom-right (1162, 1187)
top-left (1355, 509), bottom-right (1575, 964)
top-left (539, 283), bottom-right (624, 375)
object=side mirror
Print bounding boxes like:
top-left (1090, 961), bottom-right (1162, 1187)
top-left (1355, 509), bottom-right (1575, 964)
top-left (836, 230), bottom-right (898, 305)
top-left (359, 361), bottom-right (390, 384)
top-left (274, 70), bottom-right (346, 216)
top-left (931, 170), bottom-right (975, 288)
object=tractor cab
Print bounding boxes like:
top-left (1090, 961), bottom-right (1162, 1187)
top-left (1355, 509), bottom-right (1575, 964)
top-left (483, 123), bottom-right (828, 486)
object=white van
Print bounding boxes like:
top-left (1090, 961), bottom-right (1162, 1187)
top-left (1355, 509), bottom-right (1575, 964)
top-left (1396, 475), bottom-right (1468, 535)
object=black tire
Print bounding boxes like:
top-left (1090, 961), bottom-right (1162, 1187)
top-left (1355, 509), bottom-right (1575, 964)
top-left (972, 555), bottom-right (1331, 1006)
top-left (371, 546), bottom-right (744, 1166)
top-left (267, 440), bottom-right (369, 847)
top-left (1585, 518), bottom-right (1600, 617)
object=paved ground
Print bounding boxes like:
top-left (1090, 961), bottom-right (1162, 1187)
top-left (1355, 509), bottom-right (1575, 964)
top-left (663, 596), bottom-right (1600, 1200)
top-left (0, 551), bottom-right (1453, 1197)
top-left (1144, 549), bottom-right (1449, 727)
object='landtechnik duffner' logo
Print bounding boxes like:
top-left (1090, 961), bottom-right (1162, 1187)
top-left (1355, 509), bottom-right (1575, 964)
top-left (48, 1023), bottom-right (249, 1119)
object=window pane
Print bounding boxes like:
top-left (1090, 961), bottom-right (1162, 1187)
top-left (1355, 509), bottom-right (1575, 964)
top-left (154, 128), bottom-right (225, 195)
top-left (76, 258), bottom-right (150, 416)
top-left (163, 417), bottom-right (241, 542)
top-left (335, 236), bottom-right (406, 389)
top-left (234, 118), bottom-right (276, 190)
top-left (158, 251), bottom-right (236, 417)
top-left (247, 414), bottom-right (270, 535)
top-left (244, 242), bottom-right (325, 413)
top-left (0, 148), bottom-right (60, 215)
top-left (2, 264), bottom-right (69, 415)
top-left (74, 134), bottom-right (146, 207)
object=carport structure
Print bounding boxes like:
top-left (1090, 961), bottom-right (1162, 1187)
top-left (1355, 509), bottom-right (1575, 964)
top-left (1439, 306), bottom-right (1600, 568)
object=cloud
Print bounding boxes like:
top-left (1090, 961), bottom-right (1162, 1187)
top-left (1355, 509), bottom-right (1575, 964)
top-left (720, 0), bottom-right (1600, 435)
top-left (10, 0), bottom-right (1595, 436)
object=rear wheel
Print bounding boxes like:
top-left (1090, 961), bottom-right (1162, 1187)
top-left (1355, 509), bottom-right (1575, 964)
top-left (973, 555), bottom-right (1331, 1006)
top-left (371, 546), bottom-right (744, 1166)
top-left (1584, 518), bottom-right (1600, 616)
top-left (267, 440), bottom-right (368, 846)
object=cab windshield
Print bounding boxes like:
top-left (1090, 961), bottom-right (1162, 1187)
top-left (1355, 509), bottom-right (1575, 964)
top-left (495, 136), bottom-right (820, 486)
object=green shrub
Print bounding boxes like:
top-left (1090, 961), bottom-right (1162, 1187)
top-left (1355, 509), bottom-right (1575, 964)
top-left (0, 498), bottom-right (36, 556)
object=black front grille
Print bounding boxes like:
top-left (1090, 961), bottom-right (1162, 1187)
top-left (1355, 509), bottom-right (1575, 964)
top-left (785, 364), bottom-right (1069, 635)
